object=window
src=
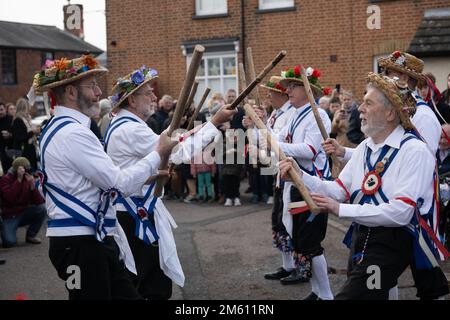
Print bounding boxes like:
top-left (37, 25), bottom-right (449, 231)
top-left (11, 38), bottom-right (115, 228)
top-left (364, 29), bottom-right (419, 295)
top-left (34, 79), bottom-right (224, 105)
top-left (1, 49), bottom-right (17, 85)
top-left (259, 0), bottom-right (294, 10)
top-left (188, 53), bottom-right (237, 106)
top-left (195, 0), bottom-right (227, 16)
top-left (373, 53), bottom-right (389, 74)
top-left (41, 51), bottom-right (55, 66)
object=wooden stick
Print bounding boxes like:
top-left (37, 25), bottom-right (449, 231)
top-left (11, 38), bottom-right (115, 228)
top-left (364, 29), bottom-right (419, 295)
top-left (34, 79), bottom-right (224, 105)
top-left (246, 47), bottom-right (261, 106)
top-left (243, 103), bottom-right (320, 214)
top-left (187, 87), bottom-right (210, 131)
top-left (183, 81), bottom-right (199, 116)
top-left (154, 45), bottom-right (205, 197)
top-left (230, 50), bottom-right (286, 109)
top-left (299, 66), bottom-right (341, 177)
top-left (239, 63), bottom-right (258, 168)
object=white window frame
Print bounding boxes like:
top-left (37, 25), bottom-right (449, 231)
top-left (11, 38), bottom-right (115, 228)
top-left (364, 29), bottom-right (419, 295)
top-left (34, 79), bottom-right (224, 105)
top-left (373, 53), bottom-right (389, 73)
top-left (259, 0), bottom-right (294, 10)
top-left (195, 0), bottom-right (227, 16)
top-left (187, 51), bottom-right (238, 105)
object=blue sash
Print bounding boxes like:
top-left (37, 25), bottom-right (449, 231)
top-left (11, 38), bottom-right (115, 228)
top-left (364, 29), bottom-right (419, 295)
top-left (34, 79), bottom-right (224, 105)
top-left (342, 131), bottom-right (441, 269)
top-left (104, 115), bottom-right (159, 245)
top-left (39, 116), bottom-right (117, 242)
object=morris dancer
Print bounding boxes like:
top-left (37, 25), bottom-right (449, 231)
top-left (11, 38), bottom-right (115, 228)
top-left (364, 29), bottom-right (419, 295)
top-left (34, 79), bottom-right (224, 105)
top-left (280, 73), bottom-right (449, 299)
top-left (105, 66), bottom-right (236, 299)
top-left (31, 55), bottom-right (176, 299)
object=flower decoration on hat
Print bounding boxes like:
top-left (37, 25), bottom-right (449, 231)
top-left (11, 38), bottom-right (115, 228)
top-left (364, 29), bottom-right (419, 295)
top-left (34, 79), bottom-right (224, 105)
top-left (33, 54), bottom-right (101, 89)
top-left (390, 51), bottom-right (406, 67)
top-left (280, 64), bottom-right (323, 95)
top-left (109, 65), bottom-right (159, 109)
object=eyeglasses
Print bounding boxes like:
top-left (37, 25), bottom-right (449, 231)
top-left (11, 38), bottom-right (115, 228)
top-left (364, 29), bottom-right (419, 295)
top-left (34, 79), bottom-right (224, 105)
top-left (287, 82), bottom-right (304, 90)
top-left (77, 83), bottom-right (100, 91)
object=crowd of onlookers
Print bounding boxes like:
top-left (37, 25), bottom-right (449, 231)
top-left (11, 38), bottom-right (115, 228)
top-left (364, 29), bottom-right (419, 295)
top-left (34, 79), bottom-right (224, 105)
top-left (1, 72), bottom-right (450, 253)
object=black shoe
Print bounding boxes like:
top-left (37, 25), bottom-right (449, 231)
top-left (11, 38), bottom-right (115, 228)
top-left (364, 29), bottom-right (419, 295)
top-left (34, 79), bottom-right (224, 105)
top-left (264, 267), bottom-right (291, 280)
top-left (303, 292), bottom-right (319, 300)
top-left (280, 269), bottom-right (310, 285)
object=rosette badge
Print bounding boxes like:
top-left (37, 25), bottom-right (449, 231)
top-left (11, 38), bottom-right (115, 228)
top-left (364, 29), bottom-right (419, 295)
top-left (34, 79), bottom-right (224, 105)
top-left (109, 65), bottom-right (159, 112)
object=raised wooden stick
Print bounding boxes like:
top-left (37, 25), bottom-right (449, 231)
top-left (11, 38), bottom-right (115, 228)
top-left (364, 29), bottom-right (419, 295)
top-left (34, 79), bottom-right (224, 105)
top-left (187, 87), bottom-right (210, 131)
top-left (244, 104), bottom-right (320, 214)
top-left (300, 66), bottom-right (341, 177)
top-left (246, 47), bottom-right (261, 106)
top-left (183, 81), bottom-right (199, 115)
top-left (239, 63), bottom-right (258, 168)
top-left (230, 50), bottom-right (286, 109)
top-left (154, 45), bottom-right (205, 197)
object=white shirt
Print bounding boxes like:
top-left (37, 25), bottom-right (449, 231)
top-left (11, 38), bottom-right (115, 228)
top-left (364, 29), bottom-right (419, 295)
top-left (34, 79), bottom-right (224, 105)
top-left (277, 103), bottom-right (331, 173)
top-left (272, 102), bottom-right (331, 237)
top-left (411, 98), bottom-right (441, 155)
top-left (303, 125), bottom-right (435, 227)
top-left (106, 109), bottom-right (220, 203)
top-left (267, 101), bottom-right (296, 134)
top-left (44, 106), bottom-right (162, 237)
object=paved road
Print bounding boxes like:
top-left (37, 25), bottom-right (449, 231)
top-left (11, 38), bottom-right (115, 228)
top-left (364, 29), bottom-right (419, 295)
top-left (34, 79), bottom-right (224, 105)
top-left (1, 190), bottom-right (448, 300)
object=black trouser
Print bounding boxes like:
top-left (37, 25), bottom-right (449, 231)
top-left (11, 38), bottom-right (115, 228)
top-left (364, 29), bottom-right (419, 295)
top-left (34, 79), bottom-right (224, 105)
top-left (117, 211), bottom-right (172, 300)
top-left (290, 187), bottom-right (328, 256)
top-left (271, 187), bottom-right (285, 233)
top-left (336, 225), bottom-right (413, 300)
top-left (49, 235), bottom-right (140, 300)
top-left (222, 174), bottom-right (240, 199)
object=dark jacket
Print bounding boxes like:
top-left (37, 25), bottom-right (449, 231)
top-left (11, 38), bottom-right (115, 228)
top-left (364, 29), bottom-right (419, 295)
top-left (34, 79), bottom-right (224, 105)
top-left (11, 118), bottom-right (38, 170)
top-left (346, 104), bottom-right (365, 145)
top-left (0, 170), bottom-right (44, 219)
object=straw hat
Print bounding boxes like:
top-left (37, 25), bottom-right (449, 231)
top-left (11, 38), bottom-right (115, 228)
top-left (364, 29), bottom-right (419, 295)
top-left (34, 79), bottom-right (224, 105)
top-left (109, 66), bottom-right (159, 113)
top-left (260, 76), bottom-right (287, 94)
top-left (279, 65), bottom-right (323, 96)
top-left (366, 72), bottom-right (416, 130)
top-left (378, 51), bottom-right (425, 83)
top-left (32, 55), bottom-right (107, 93)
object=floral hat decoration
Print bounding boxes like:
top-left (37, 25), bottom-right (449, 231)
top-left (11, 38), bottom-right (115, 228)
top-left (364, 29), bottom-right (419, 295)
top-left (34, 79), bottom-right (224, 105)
top-left (260, 76), bottom-right (287, 94)
top-left (279, 64), bottom-right (323, 96)
top-left (109, 65), bottom-right (159, 112)
top-left (32, 54), bottom-right (107, 93)
top-left (378, 51), bottom-right (425, 83)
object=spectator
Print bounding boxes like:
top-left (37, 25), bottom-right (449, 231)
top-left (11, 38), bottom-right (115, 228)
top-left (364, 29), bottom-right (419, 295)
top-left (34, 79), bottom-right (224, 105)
top-left (6, 103), bottom-right (16, 118)
top-left (342, 90), bottom-right (365, 145)
top-left (442, 73), bottom-right (450, 106)
top-left (0, 157), bottom-right (46, 248)
top-left (0, 102), bottom-right (13, 173)
top-left (11, 98), bottom-right (38, 170)
top-left (190, 148), bottom-right (216, 203)
top-left (203, 92), bottom-right (225, 121)
top-left (328, 97), bottom-right (341, 121)
top-left (222, 125), bottom-right (243, 206)
top-left (146, 100), bottom-right (159, 133)
top-left (153, 95), bottom-right (174, 134)
top-left (319, 96), bottom-right (330, 111)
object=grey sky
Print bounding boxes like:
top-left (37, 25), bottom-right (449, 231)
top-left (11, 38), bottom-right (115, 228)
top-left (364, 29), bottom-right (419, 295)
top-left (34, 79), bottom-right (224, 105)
top-left (0, 0), bottom-right (106, 51)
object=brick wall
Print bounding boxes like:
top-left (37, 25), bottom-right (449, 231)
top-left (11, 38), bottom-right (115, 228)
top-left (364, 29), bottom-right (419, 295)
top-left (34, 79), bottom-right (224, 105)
top-left (0, 50), bottom-right (108, 107)
top-left (106, 0), bottom-right (450, 103)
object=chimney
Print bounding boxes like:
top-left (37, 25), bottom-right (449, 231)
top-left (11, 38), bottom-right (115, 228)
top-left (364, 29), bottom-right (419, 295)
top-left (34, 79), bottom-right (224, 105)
top-left (63, 2), bottom-right (84, 39)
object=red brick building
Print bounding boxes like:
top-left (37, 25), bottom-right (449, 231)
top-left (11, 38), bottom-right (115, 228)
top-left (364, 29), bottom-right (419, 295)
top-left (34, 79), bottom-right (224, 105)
top-left (0, 13), bottom-right (104, 117)
top-left (106, 0), bottom-right (450, 104)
